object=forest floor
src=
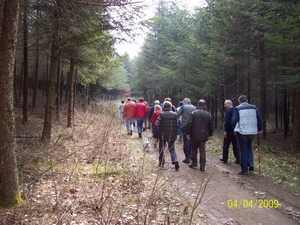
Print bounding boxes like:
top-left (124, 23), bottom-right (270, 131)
top-left (139, 128), bottom-right (300, 225)
top-left (0, 102), bottom-right (299, 225)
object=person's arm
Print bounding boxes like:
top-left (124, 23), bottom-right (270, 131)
top-left (231, 108), bottom-right (239, 129)
top-left (177, 105), bottom-right (184, 118)
top-left (155, 114), bottom-right (161, 127)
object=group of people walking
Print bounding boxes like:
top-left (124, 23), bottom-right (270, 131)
top-left (118, 95), bottom-right (263, 175)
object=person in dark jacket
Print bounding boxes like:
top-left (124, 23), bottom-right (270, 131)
top-left (155, 101), bottom-right (180, 171)
top-left (219, 99), bottom-right (239, 164)
top-left (186, 99), bottom-right (213, 171)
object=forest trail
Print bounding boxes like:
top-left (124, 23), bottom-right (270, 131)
top-left (134, 129), bottom-right (300, 225)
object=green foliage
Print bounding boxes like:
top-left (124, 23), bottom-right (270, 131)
top-left (131, 0), bottom-right (300, 98)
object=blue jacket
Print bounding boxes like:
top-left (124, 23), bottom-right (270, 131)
top-left (224, 107), bottom-right (235, 132)
top-left (231, 102), bottom-right (263, 135)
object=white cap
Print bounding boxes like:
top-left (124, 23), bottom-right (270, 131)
top-left (154, 100), bottom-right (160, 104)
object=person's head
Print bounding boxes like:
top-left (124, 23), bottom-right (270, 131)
top-left (154, 104), bottom-right (162, 111)
top-left (224, 99), bottom-right (233, 109)
top-left (154, 100), bottom-right (160, 105)
top-left (238, 95), bottom-right (248, 103)
top-left (163, 101), bottom-right (172, 109)
top-left (179, 101), bottom-right (183, 107)
top-left (138, 97), bottom-right (144, 102)
top-left (121, 100), bottom-right (124, 104)
top-left (183, 98), bottom-right (191, 105)
top-left (165, 97), bottom-right (172, 102)
top-left (127, 97), bottom-right (132, 101)
top-left (198, 99), bottom-right (206, 108)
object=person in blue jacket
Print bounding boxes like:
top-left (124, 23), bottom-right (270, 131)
top-left (220, 99), bottom-right (239, 164)
top-left (231, 95), bottom-right (263, 175)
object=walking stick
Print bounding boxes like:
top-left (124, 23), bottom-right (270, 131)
top-left (257, 134), bottom-right (261, 174)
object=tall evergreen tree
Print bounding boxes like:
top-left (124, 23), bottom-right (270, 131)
top-left (0, 0), bottom-right (22, 207)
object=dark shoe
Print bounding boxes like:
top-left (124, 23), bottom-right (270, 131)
top-left (182, 158), bottom-right (191, 164)
top-left (200, 168), bottom-right (205, 171)
top-left (127, 132), bottom-right (131, 135)
top-left (234, 160), bottom-right (240, 164)
top-left (143, 128), bottom-right (146, 132)
top-left (189, 164), bottom-right (197, 168)
top-left (219, 157), bottom-right (227, 163)
top-left (159, 162), bottom-right (164, 167)
top-left (130, 130), bottom-right (133, 136)
top-left (174, 161), bottom-right (180, 171)
top-left (138, 133), bottom-right (142, 138)
top-left (153, 143), bottom-right (157, 148)
top-left (249, 165), bottom-right (254, 171)
top-left (238, 171), bottom-right (248, 175)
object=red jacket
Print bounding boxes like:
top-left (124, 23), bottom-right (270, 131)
top-left (134, 101), bottom-right (148, 118)
top-left (152, 109), bottom-right (162, 127)
top-left (123, 101), bottom-right (136, 119)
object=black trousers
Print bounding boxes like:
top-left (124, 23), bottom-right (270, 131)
top-left (222, 131), bottom-right (239, 163)
top-left (190, 139), bottom-right (206, 169)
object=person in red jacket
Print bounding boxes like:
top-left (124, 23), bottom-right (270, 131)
top-left (123, 97), bottom-right (136, 136)
top-left (134, 97), bottom-right (149, 138)
top-left (151, 104), bottom-right (162, 148)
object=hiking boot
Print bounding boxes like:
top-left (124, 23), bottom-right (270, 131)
top-left (153, 143), bottom-right (157, 148)
top-left (234, 160), bottom-right (240, 164)
top-left (138, 132), bottom-right (142, 138)
top-left (130, 130), bottom-right (133, 136)
top-left (249, 165), bottom-right (254, 171)
top-left (159, 160), bottom-right (165, 167)
top-left (219, 157), bottom-right (227, 163)
top-left (238, 171), bottom-right (248, 175)
top-left (182, 158), bottom-right (191, 164)
top-left (200, 164), bottom-right (205, 171)
top-left (174, 161), bottom-right (180, 171)
top-left (189, 164), bottom-right (197, 168)
top-left (143, 128), bottom-right (146, 132)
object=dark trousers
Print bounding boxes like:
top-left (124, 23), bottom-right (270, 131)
top-left (222, 131), bottom-right (239, 163)
top-left (158, 140), bottom-right (177, 166)
top-left (182, 129), bottom-right (191, 158)
top-left (190, 139), bottom-right (206, 169)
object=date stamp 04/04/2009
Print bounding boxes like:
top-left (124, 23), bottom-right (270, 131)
top-left (227, 199), bottom-right (279, 209)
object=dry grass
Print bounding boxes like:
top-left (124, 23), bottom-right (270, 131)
top-left (0, 101), bottom-right (209, 225)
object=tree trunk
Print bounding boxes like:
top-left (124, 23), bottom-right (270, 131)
top-left (22, 0), bottom-right (29, 124)
top-left (0, 0), bottom-right (22, 207)
top-left (32, 0), bottom-right (41, 108)
top-left (292, 89), bottom-right (300, 151)
top-left (67, 58), bottom-right (75, 128)
top-left (32, 45), bottom-right (39, 108)
top-left (56, 57), bottom-right (61, 121)
top-left (259, 39), bottom-right (267, 139)
top-left (42, 0), bottom-right (61, 142)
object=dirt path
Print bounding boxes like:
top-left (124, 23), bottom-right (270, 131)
top-left (134, 131), bottom-right (300, 225)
